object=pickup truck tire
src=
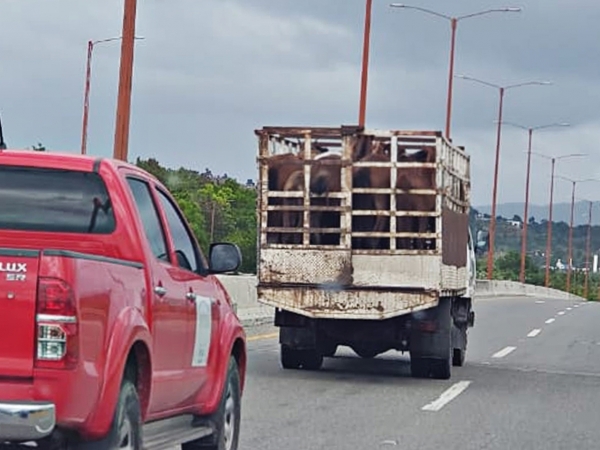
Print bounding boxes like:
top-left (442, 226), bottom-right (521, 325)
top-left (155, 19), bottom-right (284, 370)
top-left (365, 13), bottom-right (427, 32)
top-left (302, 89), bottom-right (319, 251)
top-left (100, 379), bottom-right (143, 450)
top-left (183, 357), bottom-right (241, 450)
top-left (280, 345), bottom-right (323, 370)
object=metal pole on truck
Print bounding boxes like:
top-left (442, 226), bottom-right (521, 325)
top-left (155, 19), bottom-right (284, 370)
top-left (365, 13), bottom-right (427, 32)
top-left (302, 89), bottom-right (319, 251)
top-left (113, 0), bottom-right (138, 162)
top-left (358, 0), bottom-right (373, 128)
top-left (455, 75), bottom-right (551, 279)
top-left (389, 4), bottom-right (521, 140)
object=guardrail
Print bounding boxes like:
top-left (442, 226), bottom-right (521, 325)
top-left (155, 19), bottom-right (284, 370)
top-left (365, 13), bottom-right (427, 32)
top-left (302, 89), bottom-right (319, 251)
top-left (216, 274), bottom-right (586, 326)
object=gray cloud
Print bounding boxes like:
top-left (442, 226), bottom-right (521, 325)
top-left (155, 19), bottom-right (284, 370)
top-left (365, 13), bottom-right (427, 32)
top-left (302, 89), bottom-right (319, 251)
top-left (1, 0), bottom-right (599, 207)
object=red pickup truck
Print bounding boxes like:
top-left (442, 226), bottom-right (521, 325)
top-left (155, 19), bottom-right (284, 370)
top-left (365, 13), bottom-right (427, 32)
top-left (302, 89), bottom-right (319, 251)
top-left (0, 148), bottom-right (247, 450)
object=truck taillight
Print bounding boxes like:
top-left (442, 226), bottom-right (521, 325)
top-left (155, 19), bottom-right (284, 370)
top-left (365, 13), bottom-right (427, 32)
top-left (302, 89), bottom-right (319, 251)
top-left (35, 277), bottom-right (79, 369)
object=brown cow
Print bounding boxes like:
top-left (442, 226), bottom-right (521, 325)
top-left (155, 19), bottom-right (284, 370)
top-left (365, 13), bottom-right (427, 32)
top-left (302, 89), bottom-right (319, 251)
top-left (265, 152), bottom-right (303, 244)
top-left (266, 146), bottom-right (343, 245)
top-left (309, 151), bottom-right (343, 245)
top-left (396, 146), bottom-right (436, 250)
top-left (351, 140), bottom-right (436, 250)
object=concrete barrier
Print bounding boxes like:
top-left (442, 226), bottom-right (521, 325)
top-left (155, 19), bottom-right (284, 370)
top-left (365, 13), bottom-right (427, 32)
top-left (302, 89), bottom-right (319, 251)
top-left (215, 274), bottom-right (272, 327)
top-left (216, 274), bottom-right (586, 327)
top-left (475, 279), bottom-right (585, 301)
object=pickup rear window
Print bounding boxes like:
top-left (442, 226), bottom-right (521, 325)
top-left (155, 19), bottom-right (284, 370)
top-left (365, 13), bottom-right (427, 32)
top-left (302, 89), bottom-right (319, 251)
top-left (0, 166), bottom-right (116, 234)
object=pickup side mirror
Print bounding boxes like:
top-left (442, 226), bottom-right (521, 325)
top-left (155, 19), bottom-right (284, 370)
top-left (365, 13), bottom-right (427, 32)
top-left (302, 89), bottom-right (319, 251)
top-left (208, 242), bottom-right (242, 274)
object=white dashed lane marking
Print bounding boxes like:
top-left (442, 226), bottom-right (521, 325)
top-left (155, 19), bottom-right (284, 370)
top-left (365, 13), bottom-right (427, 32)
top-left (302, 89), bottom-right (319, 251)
top-left (492, 346), bottom-right (517, 358)
top-left (545, 318), bottom-right (555, 324)
top-left (422, 381), bottom-right (472, 412)
top-left (527, 329), bottom-right (541, 338)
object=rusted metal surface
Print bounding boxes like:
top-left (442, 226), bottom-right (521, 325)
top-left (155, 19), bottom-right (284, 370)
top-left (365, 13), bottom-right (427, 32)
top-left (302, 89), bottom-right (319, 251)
top-left (255, 125), bottom-right (470, 319)
top-left (442, 207), bottom-right (469, 267)
top-left (259, 249), bottom-right (352, 285)
top-left (352, 254), bottom-right (442, 289)
top-left (258, 285), bottom-right (439, 320)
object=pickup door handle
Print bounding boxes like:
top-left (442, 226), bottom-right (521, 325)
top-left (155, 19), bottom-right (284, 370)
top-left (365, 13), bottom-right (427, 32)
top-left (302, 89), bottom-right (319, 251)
top-left (154, 285), bottom-right (167, 297)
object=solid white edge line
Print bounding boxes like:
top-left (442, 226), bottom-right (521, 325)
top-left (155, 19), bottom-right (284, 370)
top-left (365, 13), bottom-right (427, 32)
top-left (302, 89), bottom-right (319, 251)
top-left (422, 380), bottom-right (472, 412)
top-left (527, 329), bottom-right (541, 338)
top-left (545, 318), bottom-right (555, 324)
top-left (492, 346), bottom-right (517, 358)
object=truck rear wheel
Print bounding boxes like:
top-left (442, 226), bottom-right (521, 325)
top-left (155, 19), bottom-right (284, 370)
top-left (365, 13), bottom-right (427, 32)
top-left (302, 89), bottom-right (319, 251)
top-left (280, 345), bottom-right (323, 370)
top-left (100, 378), bottom-right (143, 450)
top-left (452, 323), bottom-right (467, 367)
top-left (409, 297), bottom-right (452, 380)
top-left (410, 356), bottom-right (451, 380)
top-left (452, 348), bottom-right (465, 367)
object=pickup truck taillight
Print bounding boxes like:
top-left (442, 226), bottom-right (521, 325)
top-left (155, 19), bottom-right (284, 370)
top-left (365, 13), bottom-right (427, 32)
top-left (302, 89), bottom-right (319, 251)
top-left (35, 277), bottom-right (79, 370)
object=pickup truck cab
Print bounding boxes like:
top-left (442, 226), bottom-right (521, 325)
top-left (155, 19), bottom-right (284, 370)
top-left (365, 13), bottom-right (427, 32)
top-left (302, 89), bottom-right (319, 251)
top-left (0, 149), bottom-right (247, 450)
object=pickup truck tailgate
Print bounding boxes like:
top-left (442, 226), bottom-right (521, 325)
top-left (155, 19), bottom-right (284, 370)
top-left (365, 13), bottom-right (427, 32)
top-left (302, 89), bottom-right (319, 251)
top-left (0, 249), bottom-right (40, 378)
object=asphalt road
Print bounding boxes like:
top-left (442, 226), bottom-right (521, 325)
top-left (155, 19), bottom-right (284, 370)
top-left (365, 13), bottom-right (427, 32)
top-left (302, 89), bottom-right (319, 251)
top-left (239, 296), bottom-right (600, 450)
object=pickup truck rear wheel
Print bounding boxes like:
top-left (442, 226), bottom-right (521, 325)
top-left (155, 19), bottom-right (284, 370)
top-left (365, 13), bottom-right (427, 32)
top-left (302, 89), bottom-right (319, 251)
top-left (183, 357), bottom-right (241, 450)
top-left (101, 379), bottom-right (143, 450)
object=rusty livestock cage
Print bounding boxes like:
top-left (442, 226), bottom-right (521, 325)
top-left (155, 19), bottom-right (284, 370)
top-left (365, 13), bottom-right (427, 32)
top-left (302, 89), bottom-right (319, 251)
top-left (255, 126), bottom-right (471, 319)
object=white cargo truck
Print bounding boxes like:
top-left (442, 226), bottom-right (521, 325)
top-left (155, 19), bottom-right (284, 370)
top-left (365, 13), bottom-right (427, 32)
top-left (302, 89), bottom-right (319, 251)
top-left (255, 126), bottom-right (477, 379)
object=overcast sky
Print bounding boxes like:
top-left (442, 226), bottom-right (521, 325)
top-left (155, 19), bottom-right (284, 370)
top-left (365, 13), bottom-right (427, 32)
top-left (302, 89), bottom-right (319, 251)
top-left (2, 0), bottom-right (599, 207)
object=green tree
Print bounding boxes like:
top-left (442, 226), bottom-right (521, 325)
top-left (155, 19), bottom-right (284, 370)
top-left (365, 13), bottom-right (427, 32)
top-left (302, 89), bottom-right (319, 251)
top-left (134, 158), bottom-right (258, 274)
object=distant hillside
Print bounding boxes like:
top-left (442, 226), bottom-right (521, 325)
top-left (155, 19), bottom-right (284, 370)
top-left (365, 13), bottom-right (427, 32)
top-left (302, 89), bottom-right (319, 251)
top-left (475, 201), bottom-right (600, 227)
top-left (470, 207), bottom-right (600, 270)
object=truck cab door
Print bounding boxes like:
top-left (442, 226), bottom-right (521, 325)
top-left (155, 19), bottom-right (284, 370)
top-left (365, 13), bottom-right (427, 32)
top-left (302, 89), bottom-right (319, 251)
top-left (125, 177), bottom-right (192, 413)
top-left (153, 187), bottom-right (213, 403)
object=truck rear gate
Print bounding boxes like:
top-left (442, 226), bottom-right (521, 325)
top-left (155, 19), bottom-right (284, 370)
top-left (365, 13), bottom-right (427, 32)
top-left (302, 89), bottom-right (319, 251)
top-left (256, 126), bottom-right (471, 320)
top-left (0, 249), bottom-right (39, 378)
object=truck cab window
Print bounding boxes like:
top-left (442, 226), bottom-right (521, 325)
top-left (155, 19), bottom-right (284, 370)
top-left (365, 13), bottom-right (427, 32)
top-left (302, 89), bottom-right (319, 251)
top-left (126, 178), bottom-right (170, 262)
top-left (155, 188), bottom-right (200, 273)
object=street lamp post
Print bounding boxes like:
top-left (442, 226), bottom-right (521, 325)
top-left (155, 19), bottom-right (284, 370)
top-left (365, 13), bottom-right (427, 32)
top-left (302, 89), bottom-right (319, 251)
top-left (501, 121), bottom-right (570, 283)
top-left (456, 75), bottom-right (552, 279)
top-left (531, 150), bottom-right (587, 287)
top-left (81, 37), bottom-right (121, 156)
top-left (555, 176), bottom-right (598, 294)
top-left (80, 36), bottom-right (143, 156)
top-left (585, 201), bottom-right (593, 299)
top-left (389, 4), bottom-right (521, 139)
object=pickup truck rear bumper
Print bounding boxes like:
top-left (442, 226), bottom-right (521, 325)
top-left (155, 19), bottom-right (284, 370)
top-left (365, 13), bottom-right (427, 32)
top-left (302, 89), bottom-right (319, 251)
top-left (0, 401), bottom-right (55, 441)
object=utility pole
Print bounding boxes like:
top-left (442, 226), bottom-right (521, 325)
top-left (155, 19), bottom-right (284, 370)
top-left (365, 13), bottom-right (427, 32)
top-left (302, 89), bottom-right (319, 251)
top-left (113, 0), bottom-right (138, 161)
